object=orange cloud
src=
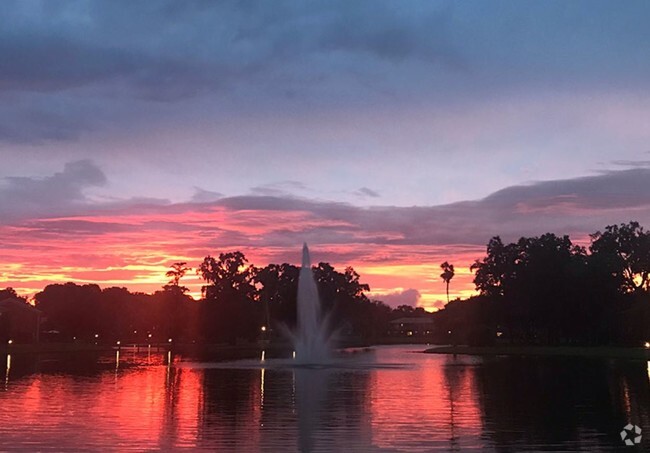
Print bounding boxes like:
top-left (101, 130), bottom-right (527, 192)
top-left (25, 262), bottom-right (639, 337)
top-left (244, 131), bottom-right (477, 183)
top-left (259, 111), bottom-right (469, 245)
top-left (0, 205), bottom-right (483, 311)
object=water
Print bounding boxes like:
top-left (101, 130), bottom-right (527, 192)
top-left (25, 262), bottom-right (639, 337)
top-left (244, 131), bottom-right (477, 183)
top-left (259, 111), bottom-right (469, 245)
top-left (293, 243), bottom-right (330, 364)
top-left (1, 345), bottom-right (649, 451)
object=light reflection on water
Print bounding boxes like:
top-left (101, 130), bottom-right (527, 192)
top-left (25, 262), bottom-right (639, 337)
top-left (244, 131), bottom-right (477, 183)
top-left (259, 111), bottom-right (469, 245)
top-left (0, 345), bottom-right (648, 452)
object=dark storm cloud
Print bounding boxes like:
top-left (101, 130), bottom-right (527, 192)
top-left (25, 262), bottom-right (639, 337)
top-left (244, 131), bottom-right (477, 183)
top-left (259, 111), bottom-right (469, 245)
top-left (0, 0), bottom-right (458, 97)
top-left (4, 0), bottom-right (648, 144)
top-left (0, 34), bottom-right (136, 92)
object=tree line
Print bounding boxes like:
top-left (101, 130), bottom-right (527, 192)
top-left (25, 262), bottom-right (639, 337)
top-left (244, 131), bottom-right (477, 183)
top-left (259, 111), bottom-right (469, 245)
top-left (433, 221), bottom-right (650, 346)
top-left (3, 221), bottom-right (649, 347)
top-left (25, 252), bottom-right (408, 345)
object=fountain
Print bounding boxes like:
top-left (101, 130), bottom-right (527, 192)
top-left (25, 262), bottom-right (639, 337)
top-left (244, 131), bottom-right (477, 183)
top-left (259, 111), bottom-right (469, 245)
top-left (293, 243), bottom-right (330, 364)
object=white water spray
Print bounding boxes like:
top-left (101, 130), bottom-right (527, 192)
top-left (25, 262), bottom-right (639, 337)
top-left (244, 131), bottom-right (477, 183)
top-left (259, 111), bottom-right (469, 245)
top-left (293, 243), bottom-right (330, 363)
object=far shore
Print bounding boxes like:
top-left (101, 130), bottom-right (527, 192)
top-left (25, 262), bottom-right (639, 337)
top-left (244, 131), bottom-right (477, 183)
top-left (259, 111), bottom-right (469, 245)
top-left (424, 344), bottom-right (650, 359)
top-left (6, 342), bottom-right (649, 360)
top-left (0, 342), bottom-right (276, 355)
top-left (0, 338), bottom-right (424, 355)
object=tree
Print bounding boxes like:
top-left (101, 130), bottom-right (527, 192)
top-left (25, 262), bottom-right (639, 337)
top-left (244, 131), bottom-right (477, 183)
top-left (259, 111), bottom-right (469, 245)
top-left (590, 221), bottom-right (650, 293)
top-left (35, 283), bottom-right (103, 338)
top-left (160, 262), bottom-right (193, 340)
top-left (254, 263), bottom-right (300, 328)
top-left (471, 234), bottom-right (591, 344)
top-left (197, 252), bottom-right (260, 343)
top-left (440, 261), bottom-right (455, 304)
top-left (164, 262), bottom-right (191, 294)
top-left (470, 236), bottom-right (518, 298)
top-left (197, 252), bottom-right (257, 303)
top-left (0, 287), bottom-right (24, 302)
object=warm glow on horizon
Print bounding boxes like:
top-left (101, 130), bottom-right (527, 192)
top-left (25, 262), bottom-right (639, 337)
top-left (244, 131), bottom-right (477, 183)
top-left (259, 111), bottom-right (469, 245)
top-left (0, 205), bottom-right (487, 309)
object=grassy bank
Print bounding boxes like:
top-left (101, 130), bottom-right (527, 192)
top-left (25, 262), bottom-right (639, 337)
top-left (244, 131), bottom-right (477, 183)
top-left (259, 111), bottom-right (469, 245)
top-left (424, 345), bottom-right (650, 359)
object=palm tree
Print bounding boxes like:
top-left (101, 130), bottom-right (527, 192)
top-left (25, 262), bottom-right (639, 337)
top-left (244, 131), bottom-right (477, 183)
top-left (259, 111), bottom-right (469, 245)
top-left (440, 261), bottom-right (455, 304)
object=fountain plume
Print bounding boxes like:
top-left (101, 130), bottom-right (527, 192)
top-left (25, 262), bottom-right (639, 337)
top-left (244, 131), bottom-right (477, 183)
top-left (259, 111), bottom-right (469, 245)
top-left (294, 243), bottom-right (330, 363)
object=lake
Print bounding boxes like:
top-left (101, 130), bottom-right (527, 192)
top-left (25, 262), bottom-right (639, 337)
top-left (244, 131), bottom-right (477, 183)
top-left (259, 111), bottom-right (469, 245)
top-left (0, 345), bottom-right (648, 451)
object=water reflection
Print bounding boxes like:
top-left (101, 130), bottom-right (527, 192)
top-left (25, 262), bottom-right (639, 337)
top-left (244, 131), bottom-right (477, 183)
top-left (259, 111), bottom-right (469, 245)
top-left (369, 353), bottom-right (481, 451)
top-left (471, 356), bottom-right (650, 450)
top-left (0, 347), bottom-right (648, 451)
top-left (4, 354), bottom-right (10, 387)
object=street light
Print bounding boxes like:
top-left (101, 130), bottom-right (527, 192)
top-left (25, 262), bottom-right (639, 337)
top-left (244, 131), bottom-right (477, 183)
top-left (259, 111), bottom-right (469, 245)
top-left (7, 340), bottom-right (12, 345)
top-left (261, 326), bottom-right (267, 332)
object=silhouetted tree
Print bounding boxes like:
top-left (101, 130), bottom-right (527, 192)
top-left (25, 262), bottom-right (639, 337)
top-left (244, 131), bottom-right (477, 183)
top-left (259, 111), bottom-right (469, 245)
top-left (198, 252), bottom-right (256, 303)
top-left (164, 262), bottom-right (191, 294)
top-left (197, 252), bottom-right (260, 343)
top-left (440, 261), bottom-right (455, 304)
top-left (392, 305), bottom-right (429, 317)
top-left (254, 263), bottom-right (300, 329)
top-left (30, 222), bottom-right (650, 349)
top-left (471, 234), bottom-right (592, 344)
top-left (160, 262), bottom-right (193, 340)
top-left (0, 287), bottom-right (25, 302)
top-left (35, 283), bottom-right (103, 339)
top-left (590, 221), bottom-right (650, 293)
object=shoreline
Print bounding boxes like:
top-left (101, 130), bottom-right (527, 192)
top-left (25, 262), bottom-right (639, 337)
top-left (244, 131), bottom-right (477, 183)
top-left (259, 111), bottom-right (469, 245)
top-left (423, 345), bottom-right (650, 359)
top-left (6, 342), bottom-right (649, 360)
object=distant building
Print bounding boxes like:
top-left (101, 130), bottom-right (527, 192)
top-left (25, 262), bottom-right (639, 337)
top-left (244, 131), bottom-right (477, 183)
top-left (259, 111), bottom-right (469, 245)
top-left (389, 317), bottom-right (435, 337)
top-left (0, 298), bottom-right (44, 343)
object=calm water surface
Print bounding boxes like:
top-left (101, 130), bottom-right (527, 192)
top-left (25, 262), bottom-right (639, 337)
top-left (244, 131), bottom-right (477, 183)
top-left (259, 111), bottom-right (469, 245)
top-left (0, 345), bottom-right (648, 452)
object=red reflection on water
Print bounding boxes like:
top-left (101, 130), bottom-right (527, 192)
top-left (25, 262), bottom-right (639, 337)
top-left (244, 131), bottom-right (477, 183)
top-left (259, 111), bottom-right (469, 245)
top-left (0, 355), bottom-right (208, 450)
top-left (369, 355), bottom-right (482, 451)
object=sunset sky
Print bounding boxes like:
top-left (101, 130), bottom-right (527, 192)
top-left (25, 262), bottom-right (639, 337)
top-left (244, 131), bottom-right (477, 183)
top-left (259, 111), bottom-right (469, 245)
top-left (1, 1), bottom-right (650, 310)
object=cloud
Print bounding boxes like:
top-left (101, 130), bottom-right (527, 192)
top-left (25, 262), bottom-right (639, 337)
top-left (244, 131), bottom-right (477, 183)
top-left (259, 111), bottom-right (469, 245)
top-left (610, 160), bottom-right (650, 168)
top-left (4, 161), bottom-right (650, 305)
top-left (373, 288), bottom-right (421, 308)
top-left (483, 168), bottom-right (650, 213)
top-left (0, 34), bottom-right (138, 93)
top-left (6, 161), bottom-right (650, 248)
top-left (0, 1), bottom-right (458, 99)
top-left (249, 181), bottom-right (308, 197)
top-left (432, 300), bottom-right (445, 310)
top-left (0, 103), bottom-right (93, 143)
top-left (2, 0), bottom-right (648, 147)
top-left (191, 187), bottom-right (223, 203)
top-left (214, 168), bottom-right (650, 246)
top-left (0, 161), bottom-right (176, 222)
top-left (0, 160), bottom-right (106, 220)
top-left (355, 187), bottom-right (380, 198)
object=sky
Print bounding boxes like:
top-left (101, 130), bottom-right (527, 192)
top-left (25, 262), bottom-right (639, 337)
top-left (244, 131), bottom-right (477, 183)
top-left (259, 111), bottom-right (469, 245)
top-left (1, 0), bottom-right (650, 310)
